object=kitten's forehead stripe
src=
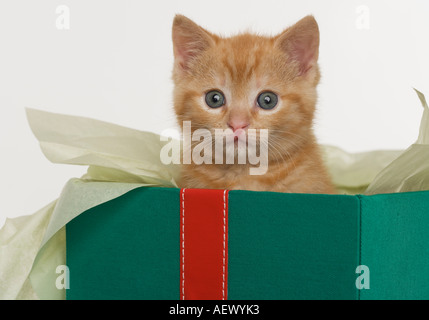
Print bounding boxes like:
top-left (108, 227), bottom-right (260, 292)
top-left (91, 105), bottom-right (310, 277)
top-left (222, 54), bottom-right (235, 82)
top-left (220, 35), bottom-right (265, 96)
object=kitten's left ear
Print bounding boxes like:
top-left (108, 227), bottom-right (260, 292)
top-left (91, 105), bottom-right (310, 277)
top-left (172, 15), bottom-right (216, 71)
top-left (275, 15), bottom-right (320, 76)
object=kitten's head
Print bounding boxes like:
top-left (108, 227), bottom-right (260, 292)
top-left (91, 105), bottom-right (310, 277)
top-left (172, 15), bottom-right (320, 162)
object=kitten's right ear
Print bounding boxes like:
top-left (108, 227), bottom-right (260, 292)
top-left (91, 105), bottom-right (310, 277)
top-left (172, 15), bottom-right (216, 71)
top-left (275, 15), bottom-right (320, 76)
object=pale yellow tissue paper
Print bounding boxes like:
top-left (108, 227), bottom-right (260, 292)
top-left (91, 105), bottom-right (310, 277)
top-left (0, 201), bottom-right (56, 299)
top-left (25, 108), bottom-right (181, 187)
top-left (1, 89), bottom-right (428, 299)
top-left (1, 109), bottom-right (181, 299)
top-left (365, 89), bottom-right (429, 194)
top-left (322, 145), bottom-right (402, 194)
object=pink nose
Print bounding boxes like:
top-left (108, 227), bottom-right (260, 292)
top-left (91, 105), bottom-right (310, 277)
top-left (227, 120), bottom-right (249, 132)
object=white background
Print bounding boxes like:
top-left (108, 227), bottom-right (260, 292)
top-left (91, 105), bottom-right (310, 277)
top-left (1, 0), bottom-right (429, 228)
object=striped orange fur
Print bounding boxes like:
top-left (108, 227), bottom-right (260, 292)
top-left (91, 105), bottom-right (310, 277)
top-left (172, 15), bottom-right (334, 194)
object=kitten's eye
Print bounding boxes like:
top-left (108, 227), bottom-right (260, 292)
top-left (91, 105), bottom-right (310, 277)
top-left (257, 92), bottom-right (278, 110)
top-left (205, 90), bottom-right (225, 108)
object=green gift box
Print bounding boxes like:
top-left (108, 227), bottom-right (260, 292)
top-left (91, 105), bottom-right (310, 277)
top-left (66, 186), bottom-right (429, 300)
top-left (2, 89), bottom-right (429, 300)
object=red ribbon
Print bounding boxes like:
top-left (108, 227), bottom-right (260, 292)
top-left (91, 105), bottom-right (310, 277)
top-left (180, 188), bottom-right (229, 300)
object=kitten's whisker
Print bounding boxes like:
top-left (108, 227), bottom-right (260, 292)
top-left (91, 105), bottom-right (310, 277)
top-left (267, 138), bottom-right (297, 172)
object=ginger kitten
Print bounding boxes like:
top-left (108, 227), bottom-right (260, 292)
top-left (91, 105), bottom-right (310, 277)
top-left (171, 15), bottom-right (334, 194)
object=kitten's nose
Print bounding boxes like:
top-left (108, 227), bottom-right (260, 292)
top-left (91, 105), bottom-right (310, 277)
top-left (227, 120), bottom-right (249, 132)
